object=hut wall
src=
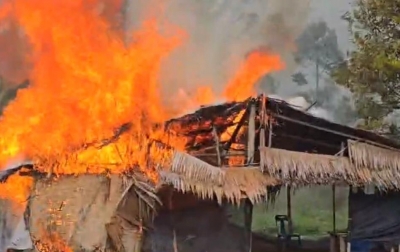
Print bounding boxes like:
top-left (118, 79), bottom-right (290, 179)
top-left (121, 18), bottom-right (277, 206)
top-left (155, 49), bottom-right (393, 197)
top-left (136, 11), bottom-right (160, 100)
top-left (28, 175), bottom-right (124, 251)
top-left (349, 189), bottom-right (400, 245)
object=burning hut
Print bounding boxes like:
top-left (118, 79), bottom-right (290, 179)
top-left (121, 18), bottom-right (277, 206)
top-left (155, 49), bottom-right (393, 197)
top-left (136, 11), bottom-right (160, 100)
top-left (3, 95), bottom-right (400, 252)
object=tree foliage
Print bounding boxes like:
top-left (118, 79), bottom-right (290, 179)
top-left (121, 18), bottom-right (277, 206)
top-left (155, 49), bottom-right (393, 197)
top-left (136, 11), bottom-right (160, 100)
top-left (332, 0), bottom-right (400, 131)
top-left (291, 21), bottom-right (356, 124)
top-left (295, 21), bottom-right (343, 71)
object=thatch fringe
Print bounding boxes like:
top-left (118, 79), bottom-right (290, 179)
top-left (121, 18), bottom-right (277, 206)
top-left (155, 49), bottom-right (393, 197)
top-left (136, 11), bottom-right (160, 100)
top-left (160, 167), bottom-right (276, 205)
top-left (353, 168), bottom-right (400, 189)
top-left (170, 151), bottom-right (224, 184)
top-left (259, 147), bottom-right (353, 184)
top-left (348, 140), bottom-right (400, 171)
top-left (260, 145), bottom-right (400, 188)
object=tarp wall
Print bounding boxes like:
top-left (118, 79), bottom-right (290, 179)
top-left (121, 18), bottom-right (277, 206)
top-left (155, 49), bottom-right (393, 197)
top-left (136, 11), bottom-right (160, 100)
top-left (349, 189), bottom-right (400, 244)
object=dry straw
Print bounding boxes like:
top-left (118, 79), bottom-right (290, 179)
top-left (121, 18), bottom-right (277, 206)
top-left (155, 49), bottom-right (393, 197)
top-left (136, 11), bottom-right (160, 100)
top-left (260, 142), bottom-right (400, 188)
top-left (160, 166), bottom-right (276, 205)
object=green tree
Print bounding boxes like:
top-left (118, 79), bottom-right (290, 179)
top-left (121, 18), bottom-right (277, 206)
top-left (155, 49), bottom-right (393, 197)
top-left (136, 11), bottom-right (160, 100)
top-left (332, 0), bottom-right (400, 131)
top-left (293, 21), bottom-right (344, 89)
top-left (295, 21), bottom-right (343, 72)
top-left (292, 21), bottom-right (356, 124)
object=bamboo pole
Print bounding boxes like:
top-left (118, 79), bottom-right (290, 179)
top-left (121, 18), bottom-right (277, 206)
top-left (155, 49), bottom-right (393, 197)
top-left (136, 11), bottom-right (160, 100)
top-left (212, 126), bottom-right (222, 166)
top-left (224, 103), bottom-right (251, 151)
top-left (333, 142), bottom-right (345, 234)
top-left (268, 118), bottom-right (273, 148)
top-left (243, 103), bottom-right (256, 252)
top-left (247, 104), bottom-right (256, 164)
top-left (244, 199), bottom-right (253, 252)
top-left (287, 186), bottom-right (293, 234)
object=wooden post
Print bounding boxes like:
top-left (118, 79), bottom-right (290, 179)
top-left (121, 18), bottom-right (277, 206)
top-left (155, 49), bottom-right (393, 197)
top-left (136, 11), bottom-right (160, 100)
top-left (330, 235), bottom-right (336, 252)
top-left (244, 199), bottom-right (253, 252)
top-left (212, 126), bottom-right (222, 166)
top-left (244, 103), bottom-right (256, 252)
top-left (330, 142), bottom-right (345, 252)
top-left (268, 117), bottom-right (273, 148)
top-left (332, 184), bottom-right (336, 233)
top-left (339, 235), bottom-right (346, 252)
top-left (259, 94), bottom-right (268, 171)
top-left (247, 104), bottom-right (256, 164)
top-left (287, 186), bottom-right (293, 234)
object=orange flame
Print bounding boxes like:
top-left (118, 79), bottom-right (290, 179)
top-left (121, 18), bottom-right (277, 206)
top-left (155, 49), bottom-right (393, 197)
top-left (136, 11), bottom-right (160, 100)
top-left (0, 1), bottom-right (186, 175)
top-left (35, 226), bottom-right (73, 252)
top-left (0, 171), bottom-right (32, 205)
top-left (223, 51), bottom-right (284, 101)
top-left (0, 0), bottom-right (285, 198)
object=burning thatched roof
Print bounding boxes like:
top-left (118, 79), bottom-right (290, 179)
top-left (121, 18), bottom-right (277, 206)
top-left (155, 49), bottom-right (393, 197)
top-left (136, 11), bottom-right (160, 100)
top-left (5, 95), bottom-right (400, 251)
top-left (166, 95), bottom-right (400, 189)
top-left (4, 94), bottom-right (400, 207)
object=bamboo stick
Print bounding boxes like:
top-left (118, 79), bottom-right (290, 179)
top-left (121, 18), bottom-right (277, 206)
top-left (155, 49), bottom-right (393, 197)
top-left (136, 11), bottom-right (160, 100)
top-left (247, 104), bottom-right (256, 164)
top-left (212, 126), bottom-right (222, 166)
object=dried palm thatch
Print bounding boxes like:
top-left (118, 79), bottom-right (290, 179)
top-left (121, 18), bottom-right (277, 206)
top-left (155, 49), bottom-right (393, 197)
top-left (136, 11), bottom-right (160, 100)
top-left (260, 144), bottom-right (400, 188)
top-left (348, 140), bottom-right (400, 171)
top-left (160, 167), bottom-right (276, 205)
top-left (28, 175), bottom-right (126, 251)
top-left (170, 150), bottom-right (224, 184)
top-left (259, 146), bottom-right (352, 185)
top-left (353, 167), bottom-right (400, 189)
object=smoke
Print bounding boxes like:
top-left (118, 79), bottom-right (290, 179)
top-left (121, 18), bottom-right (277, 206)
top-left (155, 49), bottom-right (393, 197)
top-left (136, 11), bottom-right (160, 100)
top-left (0, 0), bottom-right (311, 101)
top-left (124, 0), bottom-right (311, 99)
top-left (0, 19), bottom-right (31, 85)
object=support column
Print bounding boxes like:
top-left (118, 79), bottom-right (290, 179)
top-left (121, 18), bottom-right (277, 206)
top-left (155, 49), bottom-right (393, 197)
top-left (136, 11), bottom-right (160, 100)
top-left (287, 186), bottom-right (293, 234)
top-left (244, 199), bottom-right (253, 252)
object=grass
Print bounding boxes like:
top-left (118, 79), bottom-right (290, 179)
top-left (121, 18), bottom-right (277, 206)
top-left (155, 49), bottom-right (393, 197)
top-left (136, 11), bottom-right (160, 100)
top-left (228, 186), bottom-right (349, 238)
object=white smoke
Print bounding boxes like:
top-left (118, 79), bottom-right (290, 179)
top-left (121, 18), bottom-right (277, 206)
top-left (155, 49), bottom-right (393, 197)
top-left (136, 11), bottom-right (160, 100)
top-left (123, 0), bottom-right (311, 99)
top-left (270, 94), bottom-right (335, 121)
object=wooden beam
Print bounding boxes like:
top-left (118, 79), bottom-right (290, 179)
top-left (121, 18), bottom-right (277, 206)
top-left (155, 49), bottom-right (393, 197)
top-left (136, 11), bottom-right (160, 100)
top-left (224, 102), bottom-right (251, 151)
top-left (276, 132), bottom-right (340, 151)
top-left (191, 152), bottom-right (246, 157)
top-left (247, 104), bottom-right (256, 164)
top-left (272, 113), bottom-right (398, 151)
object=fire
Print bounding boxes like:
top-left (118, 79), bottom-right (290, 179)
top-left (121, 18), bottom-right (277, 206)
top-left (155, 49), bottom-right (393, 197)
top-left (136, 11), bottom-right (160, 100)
top-left (0, 171), bottom-right (32, 205)
top-left (0, 1), bottom-right (286, 249)
top-left (35, 226), bottom-right (73, 252)
top-left (0, 1), bottom-right (186, 178)
top-left (223, 51), bottom-right (284, 101)
top-left (0, 0), bottom-right (285, 197)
